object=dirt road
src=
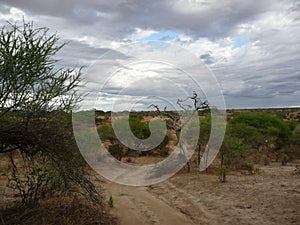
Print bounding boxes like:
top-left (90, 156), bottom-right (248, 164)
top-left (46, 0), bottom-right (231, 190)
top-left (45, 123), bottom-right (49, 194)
top-left (102, 181), bottom-right (194, 225)
top-left (102, 163), bottom-right (300, 225)
top-left (1, 162), bottom-right (299, 224)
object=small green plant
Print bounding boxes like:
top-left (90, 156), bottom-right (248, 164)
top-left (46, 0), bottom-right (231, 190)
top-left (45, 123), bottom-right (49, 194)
top-left (282, 154), bottom-right (289, 166)
top-left (218, 166), bottom-right (227, 183)
top-left (254, 168), bottom-right (260, 174)
top-left (243, 163), bottom-right (254, 174)
top-left (108, 195), bottom-right (114, 208)
top-left (95, 117), bottom-right (103, 124)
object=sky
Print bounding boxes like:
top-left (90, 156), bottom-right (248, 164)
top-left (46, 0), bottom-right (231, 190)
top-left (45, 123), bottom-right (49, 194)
top-left (0, 0), bottom-right (300, 110)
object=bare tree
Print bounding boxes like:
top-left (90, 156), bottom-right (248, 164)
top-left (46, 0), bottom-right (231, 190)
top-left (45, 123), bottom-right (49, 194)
top-left (150, 91), bottom-right (209, 173)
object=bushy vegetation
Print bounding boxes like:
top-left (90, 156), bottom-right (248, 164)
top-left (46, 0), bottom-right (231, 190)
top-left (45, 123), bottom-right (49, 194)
top-left (0, 194), bottom-right (116, 225)
top-left (97, 113), bottom-right (170, 158)
top-left (217, 166), bottom-right (227, 182)
top-left (220, 112), bottom-right (299, 169)
top-left (96, 109), bottom-right (300, 175)
top-left (0, 21), bottom-right (114, 223)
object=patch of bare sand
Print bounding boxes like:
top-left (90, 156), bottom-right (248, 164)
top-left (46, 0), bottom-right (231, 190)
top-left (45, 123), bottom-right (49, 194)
top-left (149, 163), bottom-right (300, 225)
top-left (101, 163), bottom-right (300, 225)
top-left (102, 180), bottom-right (194, 225)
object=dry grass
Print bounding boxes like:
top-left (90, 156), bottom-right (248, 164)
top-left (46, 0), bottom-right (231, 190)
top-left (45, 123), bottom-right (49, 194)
top-left (0, 193), bottom-right (117, 225)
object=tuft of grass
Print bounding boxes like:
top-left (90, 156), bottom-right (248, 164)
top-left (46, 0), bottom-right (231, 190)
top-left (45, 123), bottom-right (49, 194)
top-left (217, 166), bottom-right (227, 183)
top-left (243, 163), bottom-right (254, 174)
top-left (254, 168), bottom-right (261, 174)
top-left (108, 195), bottom-right (114, 208)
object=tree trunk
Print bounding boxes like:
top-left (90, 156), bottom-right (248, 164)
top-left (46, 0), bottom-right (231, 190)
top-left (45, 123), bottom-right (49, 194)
top-left (197, 145), bottom-right (201, 166)
top-left (220, 152), bottom-right (224, 168)
top-left (221, 170), bottom-right (226, 183)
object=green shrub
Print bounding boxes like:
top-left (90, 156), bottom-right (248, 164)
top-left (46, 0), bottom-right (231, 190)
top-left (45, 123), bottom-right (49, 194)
top-left (95, 117), bottom-right (103, 123)
top-left (282, 154), bottom-right (289, 166)
top-left (254, 168), bottom-right (261, 174)
top-left (108, 195), bottom-right (114, 208)
top-left (218, 166), bottom-right (227, 183)
top-left (108, 144), bottom-right (124, 161)
top-left (243, 163), bottom-right (255, 174)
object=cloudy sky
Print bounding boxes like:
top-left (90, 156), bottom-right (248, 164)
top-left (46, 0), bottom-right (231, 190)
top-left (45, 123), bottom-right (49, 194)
top-left (1, 0), bottom-right (300, 110)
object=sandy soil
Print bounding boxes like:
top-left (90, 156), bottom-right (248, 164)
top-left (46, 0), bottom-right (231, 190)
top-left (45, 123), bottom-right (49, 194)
top-left (103, 182), bottom-right (193, 225)
top-left (1, 162), bottom-right (299, 224)
top-left (102, 163), bottom-right (300, 225)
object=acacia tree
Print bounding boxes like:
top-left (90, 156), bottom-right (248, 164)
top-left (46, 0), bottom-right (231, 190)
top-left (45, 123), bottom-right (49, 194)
top-left (150, 91), bottom-right (209, 173)
top-left (0, 21), bottom-right (100, 204)
top-left (198, 114), bottom-right (211, 168)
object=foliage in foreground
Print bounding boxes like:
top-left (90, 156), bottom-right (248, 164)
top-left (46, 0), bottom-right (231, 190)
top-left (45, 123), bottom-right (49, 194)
top-left (0, 21), bottom-right (101, 206)
top-left (0, 193), bottom-right (117, 225)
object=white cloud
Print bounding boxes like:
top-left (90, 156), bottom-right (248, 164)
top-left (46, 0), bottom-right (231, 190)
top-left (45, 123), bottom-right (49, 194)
top-left (1, 0), bottom-right (299, 109)
top-left (0, 6), bottom-right (26, 21)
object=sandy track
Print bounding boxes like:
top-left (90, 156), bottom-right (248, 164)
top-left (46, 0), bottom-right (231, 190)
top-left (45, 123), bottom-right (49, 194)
top-left (148, 164), bottom-right (300, 225)
top-left (2, 162), bottom-right (298, 224)
top-left (101, 163), bottom-right (300, 225)
top-left (102, 181), bottom-right (194, 225)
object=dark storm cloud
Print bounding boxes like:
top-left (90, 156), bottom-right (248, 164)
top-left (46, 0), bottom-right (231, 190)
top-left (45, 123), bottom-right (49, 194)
top-left (215, 54), bottom-right (300, 107)
top-left (1, 0), bottom-right (300, 109)
top-left (200, 54), bottom-right (214, 64)
top-left (2, 0), bottom-right (275, 38)
top-left (57, 40), bottom-right (131, 66)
